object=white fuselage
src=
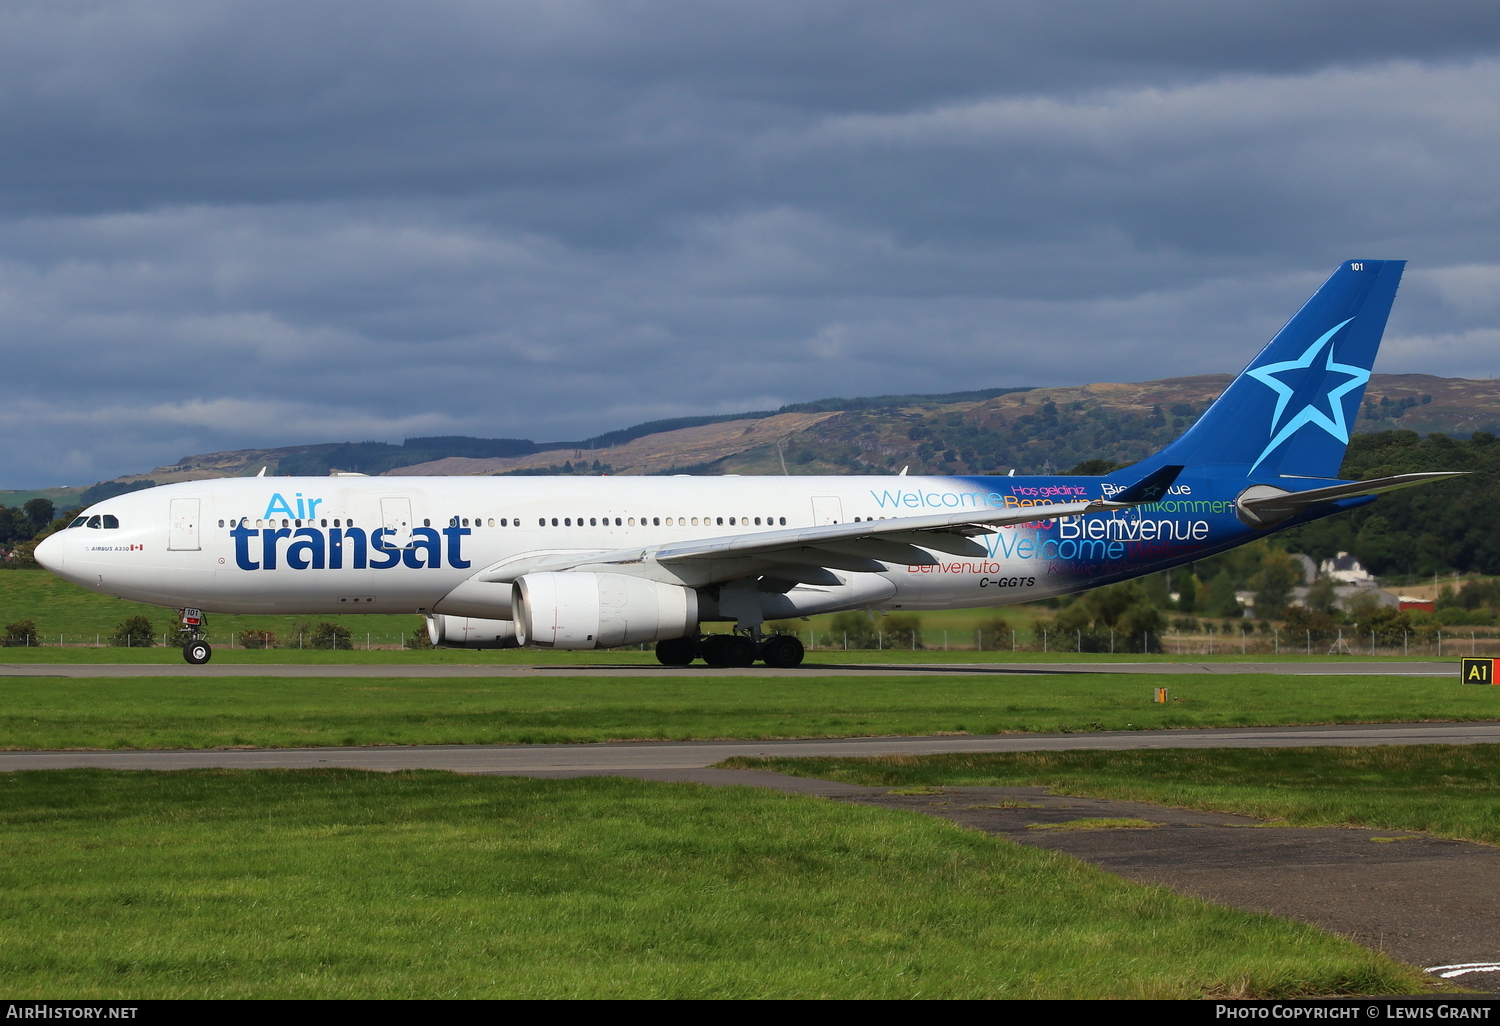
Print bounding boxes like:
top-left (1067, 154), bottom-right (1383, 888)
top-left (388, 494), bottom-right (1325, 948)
top-left (36, 474), bottom-right (1058, 618)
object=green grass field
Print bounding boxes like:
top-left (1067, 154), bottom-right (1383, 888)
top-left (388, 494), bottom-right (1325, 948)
top-left (724, 745), bottom-right (1500, 846)
top-left (1, 672), bottom-right (1495, 749)
top-left (0, 569), bottom-right (429, 646)
top-left (0, 569), bottom-right (1464, 661)
top-left (0, 568), bottom-right (1057, 642)
top-left (0, 769), bottom-right (1422, 998)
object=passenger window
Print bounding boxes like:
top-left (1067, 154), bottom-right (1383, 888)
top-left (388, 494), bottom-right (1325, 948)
top-left (729, 517), bottom-right (736, 526)
top-left (779, 517), bottom-right (786, 525)
top-left (716, 517), bottom-right (723, 526)
top-left (628, 517), bottom-right (636, 526)
top-left (589, 518), bottom-right (597, 526)
top-left (652, 517), bottom-right (660, 526)
top-left (321, 519), bottom-right (327, 527)
top-left (86, 515), bottom-right (101, 528)
top-left (614, 517), bottom-right (621, 526)
top-left (103, 515), bottom-right (119, 529)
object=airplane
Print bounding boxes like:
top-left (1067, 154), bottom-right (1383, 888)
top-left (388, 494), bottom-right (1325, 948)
top-left (35, 259), bottom-right (1461, 666)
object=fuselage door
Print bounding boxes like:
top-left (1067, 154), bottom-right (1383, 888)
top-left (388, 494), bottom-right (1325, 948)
top-left (380, 497), bottom-right (416, 550)
top-left (811, 496), bottom-right (843, 525)
top-left (168, 498), bottom-right (201, 551)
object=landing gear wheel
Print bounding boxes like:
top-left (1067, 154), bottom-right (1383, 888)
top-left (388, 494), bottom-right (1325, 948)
top-left (655, 636), bottom-right (697, 666)
top-left (183, 640), bottom-right (212, 665)
top-left (702, 635), bottom-right (756, 668)
top-left (759, 634), bottom-right (805, 668)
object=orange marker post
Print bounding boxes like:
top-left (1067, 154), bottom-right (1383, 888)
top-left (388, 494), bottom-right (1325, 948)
top-left (1153, 687), bottom-right (1169, 703)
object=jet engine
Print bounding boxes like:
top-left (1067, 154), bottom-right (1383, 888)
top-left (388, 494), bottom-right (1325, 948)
top-left (426, 614), bottom-right (520, 649)
top-left (513, 572), bottom-right (698, 649)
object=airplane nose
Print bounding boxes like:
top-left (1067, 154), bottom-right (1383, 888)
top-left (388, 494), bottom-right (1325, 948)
top-left (33, 531), bottom-right (63, 572)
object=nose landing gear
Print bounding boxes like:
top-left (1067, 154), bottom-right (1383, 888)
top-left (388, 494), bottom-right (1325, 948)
top-left (176, 607), bottom-right (212, 664)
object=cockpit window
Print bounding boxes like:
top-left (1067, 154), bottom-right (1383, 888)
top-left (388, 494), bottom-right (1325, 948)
top-left (102, 515), bottom-right (119, 529)
top-left (69, 516), bottom-right (86, 528)
top-left (86, 515), bottom-right (102, 529)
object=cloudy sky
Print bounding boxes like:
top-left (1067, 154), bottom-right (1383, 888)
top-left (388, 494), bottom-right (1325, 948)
top-left (2, 0), bottom-right (1498, 487)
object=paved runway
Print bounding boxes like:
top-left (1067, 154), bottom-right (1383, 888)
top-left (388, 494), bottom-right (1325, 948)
top-left (3, 719), bottom-right (1496, 774)
top-left (0, 659), bottom-right (1457, 677)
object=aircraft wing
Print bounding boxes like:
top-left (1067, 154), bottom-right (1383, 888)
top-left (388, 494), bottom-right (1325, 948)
top-left (1235, 472), bottom-right (1466, 527)
top-left (460, 464), bottom-right (1186, 590)
top-left (498, 499), bottom-right (1096, 586)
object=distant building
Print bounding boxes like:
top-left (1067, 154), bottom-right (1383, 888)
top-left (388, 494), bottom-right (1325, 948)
top-left (1398, 597), bottom-right (1435, 613)
top-left (1320, 552), bottom-right (1376, 585)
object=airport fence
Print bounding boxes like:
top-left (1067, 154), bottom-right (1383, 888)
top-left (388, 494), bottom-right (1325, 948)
top-left (2, 632), bottom-right (423, 651)
top-left (794, 626), bottom-right (1500, 657)
top-left (6, 627), bottom-right (1499, 657)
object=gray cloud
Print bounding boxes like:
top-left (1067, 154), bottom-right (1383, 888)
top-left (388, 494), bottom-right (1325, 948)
top-left (0, 1), bottom-right (1498, 486)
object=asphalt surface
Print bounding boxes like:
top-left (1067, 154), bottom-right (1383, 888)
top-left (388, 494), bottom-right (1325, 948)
top-left (2, 720), bottom-right (1497, 774)
top-left (0, 660), bottom-right (1459, 677)
top-left (814, 780), bottom-right (1500, 993)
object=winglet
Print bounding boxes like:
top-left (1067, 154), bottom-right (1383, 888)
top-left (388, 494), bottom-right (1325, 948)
top-left (1110, 465), bottom-right (1183, 505)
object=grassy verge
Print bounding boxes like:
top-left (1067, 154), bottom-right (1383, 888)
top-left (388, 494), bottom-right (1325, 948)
top-left (0, 571), bottom-right (1456, 662)
top-left (0, 770), bottom-right (1422, 998)
top-left (0, 673), bottom-right (1496, 749)
top-left (721, 745), bottom-right (1500, 846)
top-left (0, 569), bottom-right (428, 643)
top-left (0, 646), bottom-right (1457, 665)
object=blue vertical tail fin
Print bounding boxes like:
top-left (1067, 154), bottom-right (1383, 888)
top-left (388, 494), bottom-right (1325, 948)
top-left (1135, 259), bottom-right (1405, 479)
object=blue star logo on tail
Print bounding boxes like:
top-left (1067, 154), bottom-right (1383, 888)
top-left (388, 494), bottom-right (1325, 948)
top-left (1245, 317), bottom-right (1366, 474)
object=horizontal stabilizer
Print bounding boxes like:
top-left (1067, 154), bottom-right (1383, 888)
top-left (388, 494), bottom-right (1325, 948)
top-left (1235, 472), bottom-right (1465, 528)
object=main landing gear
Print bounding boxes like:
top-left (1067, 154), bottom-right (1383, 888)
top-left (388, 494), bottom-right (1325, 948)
top-left (655, 632), bottom-right (805, 668)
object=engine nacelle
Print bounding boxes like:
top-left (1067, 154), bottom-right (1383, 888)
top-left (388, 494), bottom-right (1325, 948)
top-left (426, 615), bottom-right (520, 649)
top-left (513, 572), bottom-right (698, 650)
